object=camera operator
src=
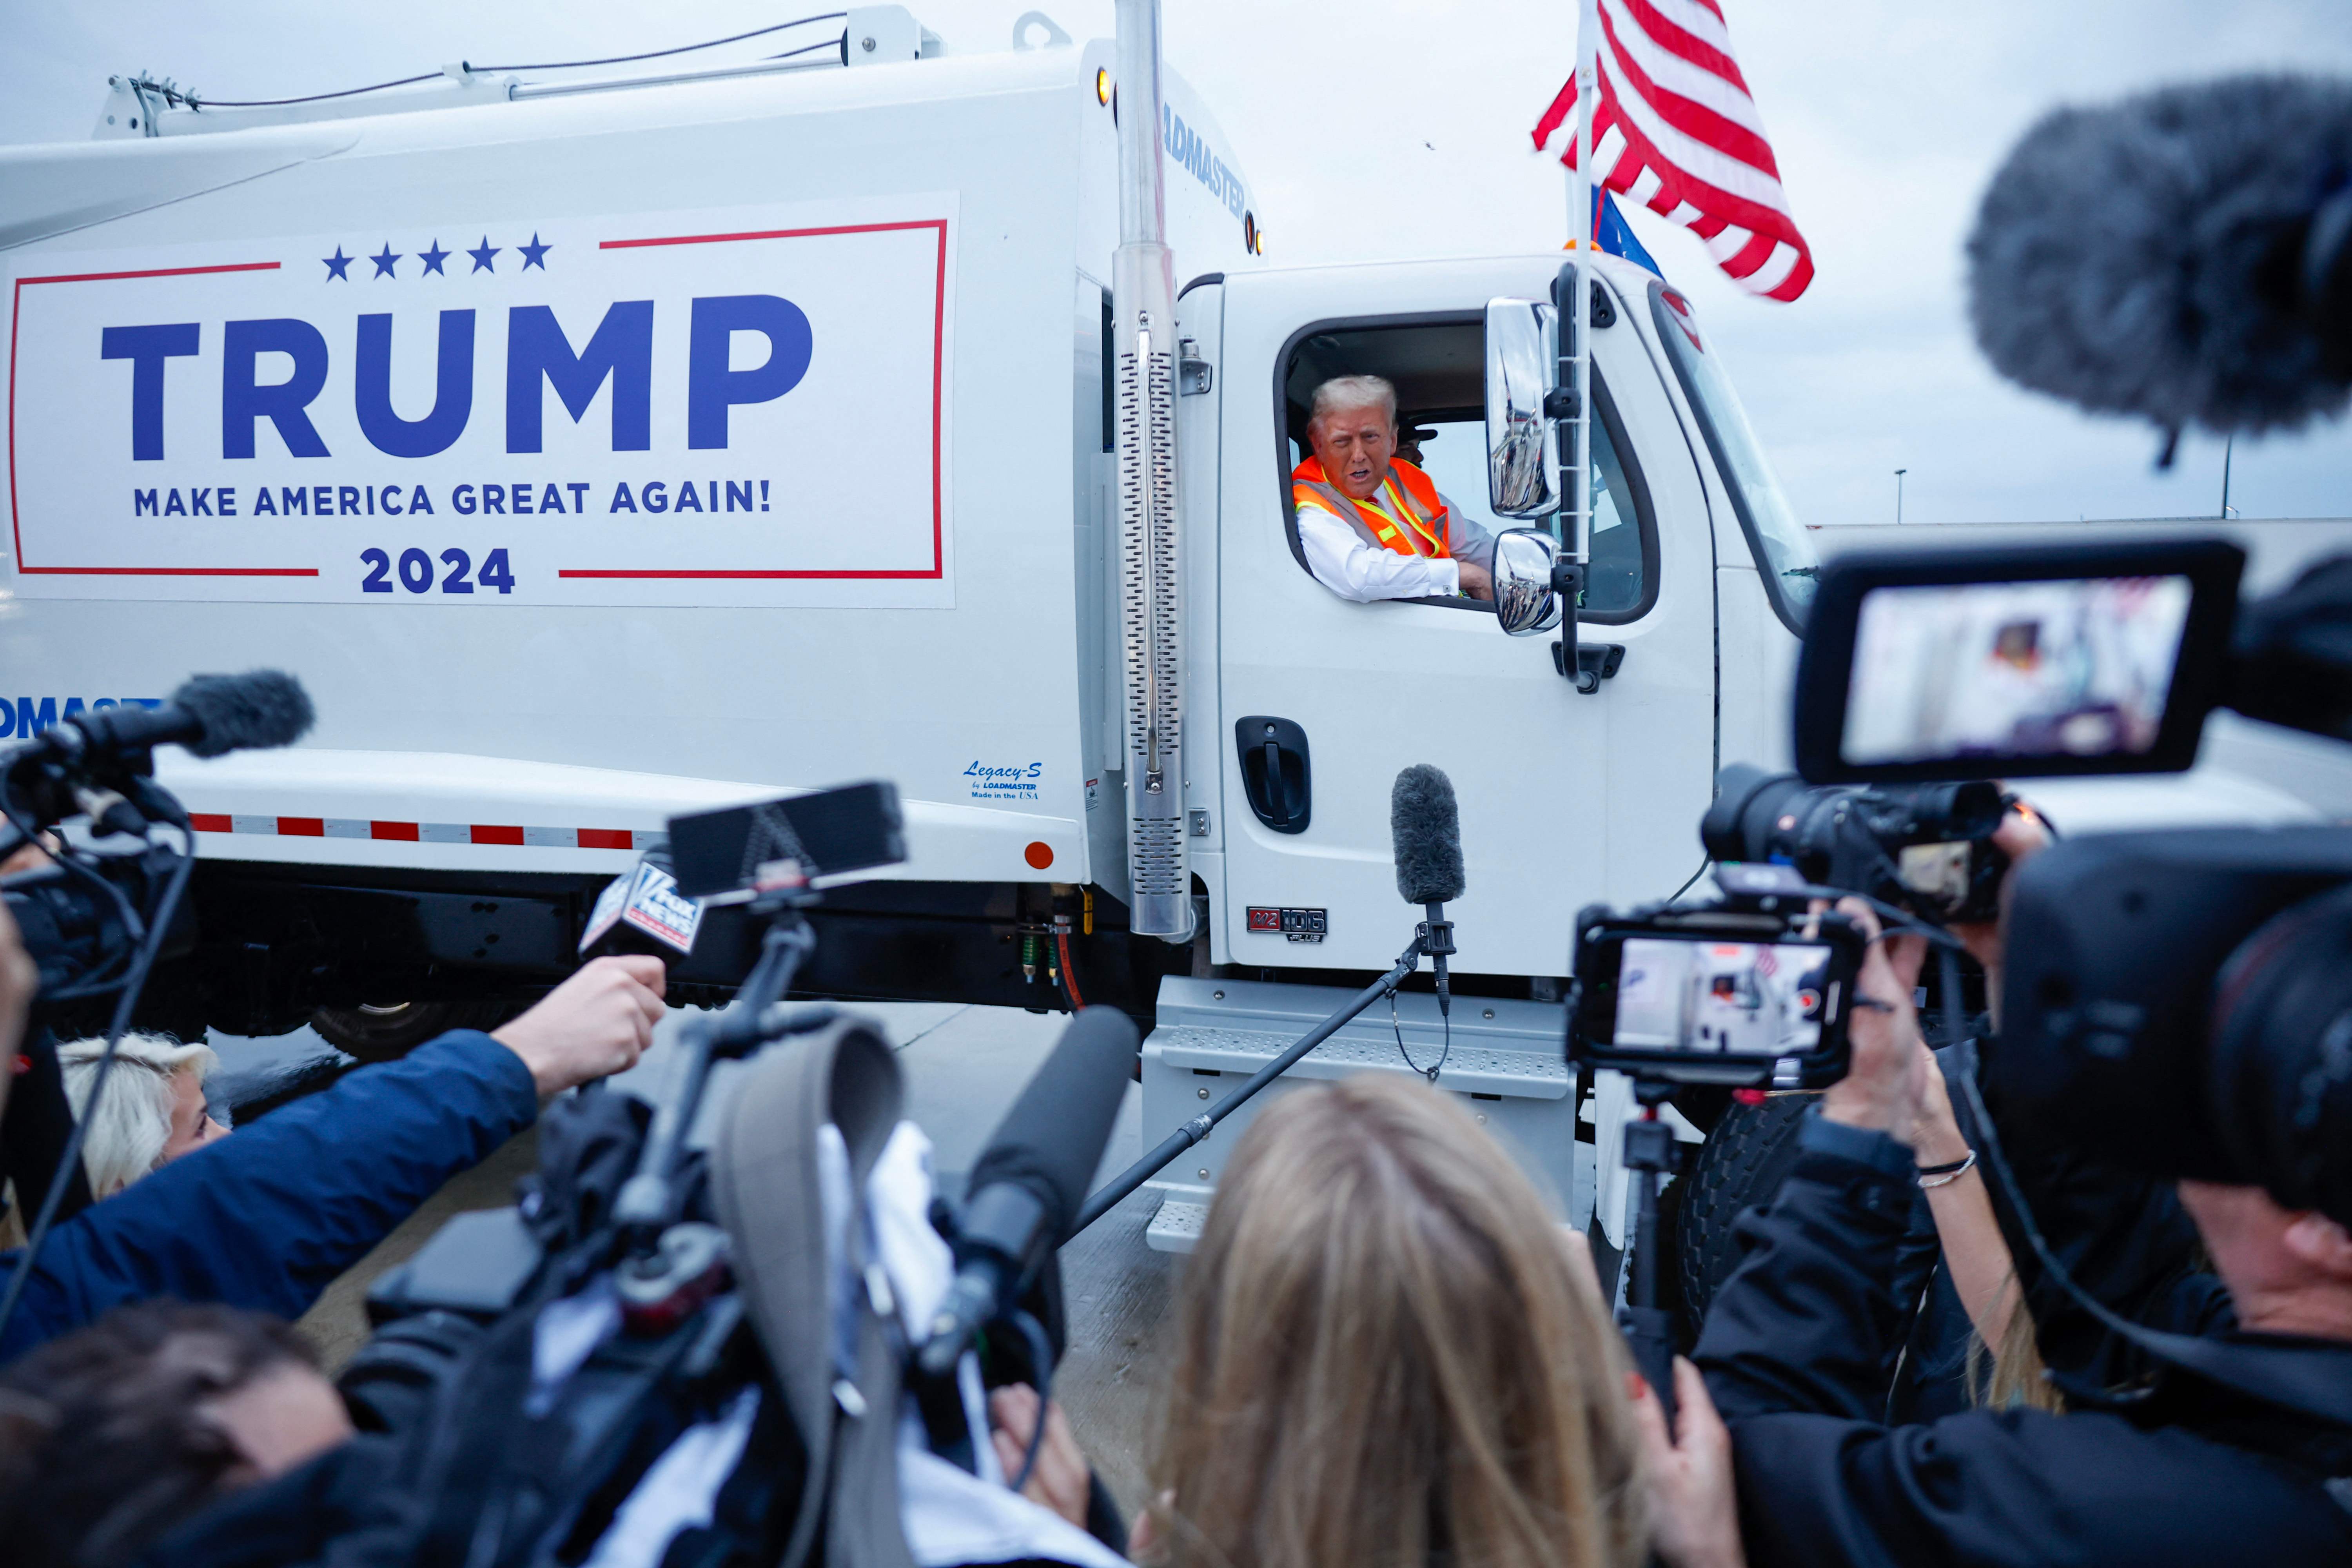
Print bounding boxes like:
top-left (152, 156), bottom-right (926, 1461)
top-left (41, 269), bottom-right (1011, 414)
top-left (0, 914), bottom-right (669, 1361)
top-left (1686, 869), bottom-right (2352, 1566)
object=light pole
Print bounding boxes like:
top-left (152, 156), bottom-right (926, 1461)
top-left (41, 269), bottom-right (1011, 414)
top-left (1895, 468), bottom-right (1908, 526)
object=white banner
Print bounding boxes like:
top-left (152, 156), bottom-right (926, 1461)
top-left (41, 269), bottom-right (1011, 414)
top-left (4, 196), bottom-right (956, 606)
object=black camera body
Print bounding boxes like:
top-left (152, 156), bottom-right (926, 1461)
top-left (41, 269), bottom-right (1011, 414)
top-left (1570, 862), bottom-right (1868, 1091)
top-left (1701, 763), bottom-right (2014, 924)
top-left (4, 846), bottom-right (199, 1000)
top-left (1994, 826), bottom-right (2352, 1221)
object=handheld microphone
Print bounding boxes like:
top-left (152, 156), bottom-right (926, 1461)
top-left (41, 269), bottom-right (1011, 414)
top-left (1967, 74), bottom-right (2352, 443)
top-left (579, 841), bottom-right (703, 965)
top-left (1392, 764), bottom-right (1466, 1019)
top-left (41, 671), bottom-right (314, 766)
top-left (918, 1006), bottom-right (1139, 1375)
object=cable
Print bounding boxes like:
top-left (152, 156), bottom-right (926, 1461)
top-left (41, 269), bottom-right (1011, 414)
top-left (1662, 857), bottom-right (1713, 907)
top-left (1054, 924), bottom-right (1086, 1012)
top-left (169, 12), bottom-right (849, 109)
top-left (1004, 1308), bottom-right (1056, 1493)
top-left (0, 831), bottom-right (194, 1346)
top-left (1390, 986), bottom-right (1452, 1083)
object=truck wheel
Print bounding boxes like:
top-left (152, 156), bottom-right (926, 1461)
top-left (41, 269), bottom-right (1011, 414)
top-left (1671, 1093), bottom-right (1815, 1338)
top-left (310, 1000), bottom-right (517, 1062)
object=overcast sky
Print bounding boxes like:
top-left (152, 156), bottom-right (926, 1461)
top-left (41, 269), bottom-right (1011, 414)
top-left (4, 0), bottom-right (2348, 526)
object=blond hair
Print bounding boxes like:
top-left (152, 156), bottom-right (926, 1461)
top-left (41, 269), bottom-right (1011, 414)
top-left (1308, 374), bottom-right (1398, 433)
top-left (1145, 1075), bottom-right (1645, 1568)
top-left (58, 1035), bottom-right (218, 1198)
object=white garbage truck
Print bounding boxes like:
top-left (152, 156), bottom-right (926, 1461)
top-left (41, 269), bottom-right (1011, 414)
top-left (3, 7), bottom-right (2308, 1265)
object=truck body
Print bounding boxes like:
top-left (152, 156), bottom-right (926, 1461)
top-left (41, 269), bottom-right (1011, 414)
top-left (0, 13), bottom-right (1811, 1038)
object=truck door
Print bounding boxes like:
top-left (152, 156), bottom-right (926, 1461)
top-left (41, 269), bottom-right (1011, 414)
top-left (1210, 265), bottom-right (1716, 980)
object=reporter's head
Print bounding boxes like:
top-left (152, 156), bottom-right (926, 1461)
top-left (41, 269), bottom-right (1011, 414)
top-left (1147, 1076), bottom-right (1644, 1568)
top-left (0, 1301), bottom-right (351, 1568)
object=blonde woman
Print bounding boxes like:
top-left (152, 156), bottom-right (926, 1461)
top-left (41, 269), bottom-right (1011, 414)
top-left (58, 1034), bottom-right (229, 1198)
top-left (1132, 1074), bottom-right (1729, 1568)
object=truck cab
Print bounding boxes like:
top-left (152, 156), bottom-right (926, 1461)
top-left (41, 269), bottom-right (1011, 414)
top-left (1171, 256), bottom-right (1809, 981)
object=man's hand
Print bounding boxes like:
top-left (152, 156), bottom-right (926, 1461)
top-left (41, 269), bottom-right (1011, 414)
top-left (491, 956), bottom-right (666, 1098)
top-left (987, 1383), bottom-right (1092, 1529)
top-left (1455, 559), bottom-right (1494, 601)
top-left (1630, 1357), bottom-right (1747, 1568)
top-left (1820, 898), bottom-right (1935, 1144)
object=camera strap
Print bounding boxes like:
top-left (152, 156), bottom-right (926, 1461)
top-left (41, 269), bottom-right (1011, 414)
top-left (1958, 1065), bottom-right (2352, 1430)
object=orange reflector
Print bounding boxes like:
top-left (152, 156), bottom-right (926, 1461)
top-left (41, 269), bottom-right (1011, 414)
top-left (1024, 841), bottom-right (1054, 870)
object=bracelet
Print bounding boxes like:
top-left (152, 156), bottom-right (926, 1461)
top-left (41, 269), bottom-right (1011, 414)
top-left (1917, 1150), bottom-right (1977, 1188)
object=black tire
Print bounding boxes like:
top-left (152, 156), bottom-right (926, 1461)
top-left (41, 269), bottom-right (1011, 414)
top-left (1672, 1093), bottom-right (1816, 1339)
top-left (310, 999), bottom-right (519, 1062)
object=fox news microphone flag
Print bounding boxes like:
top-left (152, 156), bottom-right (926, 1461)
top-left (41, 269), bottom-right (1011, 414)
top-left (1533, 0), bottom-right (1814, 303)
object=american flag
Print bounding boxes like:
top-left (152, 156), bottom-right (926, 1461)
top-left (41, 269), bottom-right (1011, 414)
top-left (1532, 0), bottom-right (1814, 303)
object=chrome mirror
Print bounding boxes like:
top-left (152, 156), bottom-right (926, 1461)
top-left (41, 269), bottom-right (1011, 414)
top-left (1492, 528), bottom-right (1563, 636)
top-left (1485, 297), bottom-right (1557, 518)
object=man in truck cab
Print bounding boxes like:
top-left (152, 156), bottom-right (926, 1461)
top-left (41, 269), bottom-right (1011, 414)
top-left (1292, 376), bottom-right (1497, 604)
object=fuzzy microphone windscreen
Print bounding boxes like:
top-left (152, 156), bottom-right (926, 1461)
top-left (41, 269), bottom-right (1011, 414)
top-left (170, 671), bottom-right (315, 757)
top-left (1967, 73), bottom-right (2352, 438)
top-left (1391, 764), bottom-right (1466, 906)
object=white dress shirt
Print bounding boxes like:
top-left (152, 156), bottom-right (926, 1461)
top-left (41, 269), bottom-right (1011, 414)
top-left (1295, 491), bottom-right (1463, 603)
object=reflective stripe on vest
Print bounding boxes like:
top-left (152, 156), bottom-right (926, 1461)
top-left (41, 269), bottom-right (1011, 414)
top-left (1291, 457), bottom-right (1452, 560)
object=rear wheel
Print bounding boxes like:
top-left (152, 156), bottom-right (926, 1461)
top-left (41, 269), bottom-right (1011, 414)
top-left (310, 999), bottom-right (519, 1062)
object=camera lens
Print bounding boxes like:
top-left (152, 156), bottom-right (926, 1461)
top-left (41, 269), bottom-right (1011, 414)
top-left (2209, 884), bottom-right (2352, 1227)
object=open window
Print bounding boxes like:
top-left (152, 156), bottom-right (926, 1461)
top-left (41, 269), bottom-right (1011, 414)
top-left (1276, 313), bottom-right (1658, 622)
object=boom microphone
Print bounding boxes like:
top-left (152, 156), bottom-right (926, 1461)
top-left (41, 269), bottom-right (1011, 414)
top-left (917, 1005), bottom-right (1139, 1374)
top-left (1966, 74), bottom-right (2352, 443)
top-left (43, 670), bottom-right (314, 764)
top-left (1392, 764), bottom-right (1465, 1022)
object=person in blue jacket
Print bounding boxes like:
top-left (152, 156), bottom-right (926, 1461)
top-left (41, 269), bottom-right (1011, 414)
top-left (0, 896), bottom-right (669, 1363)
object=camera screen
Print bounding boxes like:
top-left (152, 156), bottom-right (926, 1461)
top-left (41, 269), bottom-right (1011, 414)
top-left (1612, 936), bottom-right (1833, 1056)
top-left (1842, 575), bottom-right (2192, 766)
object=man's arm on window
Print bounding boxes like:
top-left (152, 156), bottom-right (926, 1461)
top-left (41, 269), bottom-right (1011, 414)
top-left (1296, 504), bottom-right (1460, 602)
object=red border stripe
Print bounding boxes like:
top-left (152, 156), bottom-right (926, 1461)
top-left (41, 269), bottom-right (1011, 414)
top-left (11, 260), bottom-right (317, 578)
top-left (561, 218), bottom-right (947, 582)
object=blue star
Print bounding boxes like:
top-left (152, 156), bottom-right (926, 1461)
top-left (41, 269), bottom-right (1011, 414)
top-left (370, 243), bottom-right (401, 279)
top-left (517, 232), bottom-right (552, 270)
top-left (418, 240), bottom-right (450, 276)
top-left (322, 246), bottom-right (352, 281)
top-left (467, 236), bottom-right (499, 273)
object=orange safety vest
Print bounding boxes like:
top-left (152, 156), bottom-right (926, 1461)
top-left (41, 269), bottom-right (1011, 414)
top-left (1291, 456), bottom-right (1452, 560)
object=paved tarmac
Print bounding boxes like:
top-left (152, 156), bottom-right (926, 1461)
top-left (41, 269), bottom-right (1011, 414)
top-left (234, 1001), bottom-right (1173, 1515)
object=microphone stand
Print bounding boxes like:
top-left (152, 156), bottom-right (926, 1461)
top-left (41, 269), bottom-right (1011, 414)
top-left (1069, 921), bottom-right (1442, 1237)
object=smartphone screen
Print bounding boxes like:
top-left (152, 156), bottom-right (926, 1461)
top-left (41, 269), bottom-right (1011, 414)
top-left (1612, 936), bottom-right (1836, 1056)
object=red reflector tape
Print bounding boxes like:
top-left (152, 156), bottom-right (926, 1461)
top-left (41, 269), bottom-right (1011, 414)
top-left (187, 817), bottom-right (647, 850)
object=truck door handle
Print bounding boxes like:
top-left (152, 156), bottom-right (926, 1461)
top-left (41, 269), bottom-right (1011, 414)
top-left (1236, 716), bottom-right (1311, 835)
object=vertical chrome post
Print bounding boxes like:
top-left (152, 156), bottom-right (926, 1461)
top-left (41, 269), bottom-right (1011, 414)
top-left (1111, 0), bottom-right (1191, 939)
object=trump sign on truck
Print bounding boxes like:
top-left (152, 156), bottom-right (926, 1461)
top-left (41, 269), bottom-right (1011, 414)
top-left (5, 196), bottom-right (956, 607)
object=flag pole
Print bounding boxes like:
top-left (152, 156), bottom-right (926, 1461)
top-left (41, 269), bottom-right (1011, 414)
top-left (1566, 0), bottom-right (1599, 568)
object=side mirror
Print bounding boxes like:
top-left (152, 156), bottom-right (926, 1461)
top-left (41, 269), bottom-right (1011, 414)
top-left (1485, 297), bottom-right (1557, 518)
top-left (1492, 528), bottom-right (1564, 636)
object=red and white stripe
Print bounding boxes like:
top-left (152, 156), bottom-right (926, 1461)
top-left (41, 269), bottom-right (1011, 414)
top-left (1533, 0), bottom-right (1814, 303)
top-left (189, 815), bottom-right (648, 850)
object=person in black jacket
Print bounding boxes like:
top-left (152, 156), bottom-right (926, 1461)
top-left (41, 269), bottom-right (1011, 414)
top-left (1680, 892), bottom-right (2352, 1567)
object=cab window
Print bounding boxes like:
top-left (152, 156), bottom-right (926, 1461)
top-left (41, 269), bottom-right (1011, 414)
top-left (1279, 316), bottom-right (1657, 622)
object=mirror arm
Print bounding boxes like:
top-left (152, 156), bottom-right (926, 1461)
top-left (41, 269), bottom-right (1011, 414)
top-left (1551, 561), bottom-right (1596, 693)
